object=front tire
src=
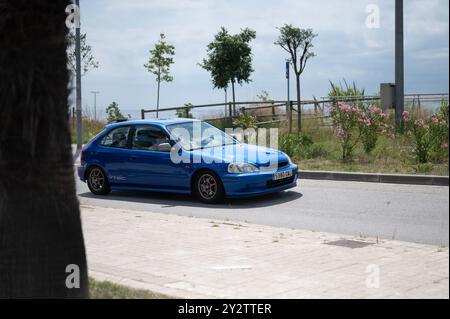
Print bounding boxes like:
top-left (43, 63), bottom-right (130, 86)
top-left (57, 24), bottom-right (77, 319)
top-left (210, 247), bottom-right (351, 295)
top-left (194, 171), bottom-right (224, 204)
top-left (87, 166), bottom-right (111, 195)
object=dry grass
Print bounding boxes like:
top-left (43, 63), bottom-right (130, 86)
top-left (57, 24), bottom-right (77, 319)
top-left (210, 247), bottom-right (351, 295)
top-left (70, 117), bottom-right (105, 144)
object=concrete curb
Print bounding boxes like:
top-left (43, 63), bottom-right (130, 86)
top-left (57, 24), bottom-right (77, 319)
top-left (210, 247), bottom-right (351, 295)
top-left (299, 170), bottom-right (449, 186)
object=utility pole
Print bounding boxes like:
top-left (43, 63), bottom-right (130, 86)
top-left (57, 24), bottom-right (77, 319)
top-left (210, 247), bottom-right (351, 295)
top-left (90, 91), bottom-right (100, 121)
top-left (286, 60), bottom-right (290, 107)
top-left (286, 60), bottom-right (292, 133)
top-left (75, 0), bottom-right (82, 149)
top-left (395, 0), bottom-right (404, 131)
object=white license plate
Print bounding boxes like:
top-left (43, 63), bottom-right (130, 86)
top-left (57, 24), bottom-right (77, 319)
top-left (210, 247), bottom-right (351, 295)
top-left (273, 170), bottom-right (293, 181)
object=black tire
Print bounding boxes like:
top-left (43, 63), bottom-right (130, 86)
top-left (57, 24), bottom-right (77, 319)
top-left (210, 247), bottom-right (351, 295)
top-left (87, 166), bottom-right (111, 195)
top-left (194, 170), bottom-right (224, 204)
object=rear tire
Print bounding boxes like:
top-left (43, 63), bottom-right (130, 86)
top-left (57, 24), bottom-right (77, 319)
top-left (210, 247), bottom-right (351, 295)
top-left (87, 166), bottom-right (111, 195)
top-left (194, 171), bottom-right (224, 204)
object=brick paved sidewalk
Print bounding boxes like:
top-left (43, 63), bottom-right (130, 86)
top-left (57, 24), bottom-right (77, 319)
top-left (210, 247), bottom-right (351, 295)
top-left (81, 205), bottom-right (449, 299)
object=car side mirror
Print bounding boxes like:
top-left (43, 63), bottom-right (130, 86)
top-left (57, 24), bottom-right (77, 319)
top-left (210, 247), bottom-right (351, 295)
top-left (157, 142), bottom-right (172, 152)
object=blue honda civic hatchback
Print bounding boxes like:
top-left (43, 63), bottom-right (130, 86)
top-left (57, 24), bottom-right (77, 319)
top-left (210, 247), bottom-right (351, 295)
top-left (78, 119), bottom-right (298, 203)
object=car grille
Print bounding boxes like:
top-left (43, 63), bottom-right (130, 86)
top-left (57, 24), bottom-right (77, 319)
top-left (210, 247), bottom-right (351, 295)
top-left (278, 161), bottom-right (289, 169)
top-left (266, 176), bottom-right (295, 188)
top-left (259, 161), bottom-right (289, 169)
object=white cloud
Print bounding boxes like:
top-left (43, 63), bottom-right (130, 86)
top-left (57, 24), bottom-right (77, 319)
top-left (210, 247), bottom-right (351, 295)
top-left (78, 0), bottom-right (449, 114)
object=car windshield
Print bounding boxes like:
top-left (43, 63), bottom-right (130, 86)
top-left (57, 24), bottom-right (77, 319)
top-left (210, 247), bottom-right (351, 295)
top-left (166, 121), bottom-right (237, 151)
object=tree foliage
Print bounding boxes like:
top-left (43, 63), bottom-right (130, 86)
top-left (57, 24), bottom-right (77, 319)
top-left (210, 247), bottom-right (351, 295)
top-left (144, 33), bottom-right (175, 83)
top-left (106, 101), bottom-right (126, 123)
top-left (275, 25), bottom-right (317, 77)
top-left (176, 103), bottom-right (193, 118)
top-left (67, 32), bottom-right (99, 76)
top-left (201, 27), bottom-right (256, 92)
top-left (275, 24), bottom-right (317, 131)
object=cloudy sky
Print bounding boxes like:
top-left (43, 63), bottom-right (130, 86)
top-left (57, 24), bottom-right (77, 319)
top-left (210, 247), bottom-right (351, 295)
top-left (75, 0), bottom-right (449, 118)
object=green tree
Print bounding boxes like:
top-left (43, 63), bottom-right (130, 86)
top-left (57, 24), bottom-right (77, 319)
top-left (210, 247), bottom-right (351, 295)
top-left (67, 32), bottom-right (99, 76)
top-left (275, 25), bottom-right (317, 131)
top-left (176, 103), bottom-right (193, 118)
top-left (144, 33), bottom-right (175, 118)
top-left (201, 27), bottom-right (256, 111)
top-left (0, 0), bottom-right (88, 298)
top-left (106, 102), bottom-right (126, 123)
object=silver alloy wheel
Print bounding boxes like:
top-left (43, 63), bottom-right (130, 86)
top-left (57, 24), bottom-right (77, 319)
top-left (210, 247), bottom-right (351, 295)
top-left (89, 168), bottom-right (105, 192)
top-left (198, 173), bottom-right (217, 200)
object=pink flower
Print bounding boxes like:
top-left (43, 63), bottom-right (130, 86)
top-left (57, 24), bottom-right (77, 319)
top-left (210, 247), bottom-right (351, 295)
top-left (369, 106), bottom-right (383, 115)
top-left (402, 111), bottom-right (410, 121)
top-left (442, 143), bottom-right (449, 149)
top-left (431, 116), bottom-right (439, 125)
top-left (328, 106), bottom-right (335, 113)
top-left (334, 127), bottom-right (346, 139)
top-left (338, 102), bottom-right (355, 113)
top-left (415, 119), bottom-right (425, 128)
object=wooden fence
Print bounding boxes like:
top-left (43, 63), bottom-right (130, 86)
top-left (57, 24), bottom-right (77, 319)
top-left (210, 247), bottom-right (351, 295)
top-left (141, 96), bottom-right (381, 132)
top-left (140, 93), bottom-right (448, 132)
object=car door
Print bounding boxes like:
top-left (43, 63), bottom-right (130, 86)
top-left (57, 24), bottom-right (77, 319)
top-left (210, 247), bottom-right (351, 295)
top-left (95, 125), bottom-right (133, 185)
top-left (125, 124), bottom-right (190, 191)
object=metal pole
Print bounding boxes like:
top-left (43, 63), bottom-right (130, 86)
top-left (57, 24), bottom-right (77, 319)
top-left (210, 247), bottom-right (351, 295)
top-left (286, 60), bottom-right (290, 114)
top-left (90, 91), bottom-right (100, 121)
top-left (75, 0), bottom-right (82, 149)
top-left (395, 0), bottom-right (404, 131)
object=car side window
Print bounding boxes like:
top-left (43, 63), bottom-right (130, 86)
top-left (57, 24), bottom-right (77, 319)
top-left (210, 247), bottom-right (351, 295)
top-left (100, 126), bottom-right (130, 149)
top-left (132, 125), bottom-right (170, 151)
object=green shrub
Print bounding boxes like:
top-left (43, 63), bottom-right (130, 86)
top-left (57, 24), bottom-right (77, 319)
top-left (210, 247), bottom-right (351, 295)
top-left (233, 112), bottom-right (257, 129)
top-left (429, 100), bottom-right (449, 163)
top-left (279, 133), bottom-right (314, 159)
top-left (328, 102), bottom-right (361, 162)
top-left (358, 105), bottom-right (389, 154)
top-left (403, 103), bottom-right (449, 164)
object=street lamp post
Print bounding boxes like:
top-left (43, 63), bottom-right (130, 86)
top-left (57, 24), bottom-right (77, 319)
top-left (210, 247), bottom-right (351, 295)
top-left (286, 60), bottom-right (292, 133)
top-left (90, 91), bottom-right (100, 121)
top-left (286, 60), bottom-right (290, 106)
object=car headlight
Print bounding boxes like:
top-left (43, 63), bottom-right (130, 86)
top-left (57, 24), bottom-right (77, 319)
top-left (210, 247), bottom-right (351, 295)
top-left (228, 163), bottom-right (260, 174)
top-left (285, 154), bottom-right (293, 165)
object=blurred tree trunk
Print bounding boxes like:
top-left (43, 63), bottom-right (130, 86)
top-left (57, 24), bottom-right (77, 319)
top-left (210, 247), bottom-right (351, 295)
top-left (0, 0), bottom-right (89, 298)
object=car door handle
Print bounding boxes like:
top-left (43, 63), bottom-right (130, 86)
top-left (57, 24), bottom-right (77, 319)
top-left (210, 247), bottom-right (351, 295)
top-left (130, 155), bottom-right (137, 160)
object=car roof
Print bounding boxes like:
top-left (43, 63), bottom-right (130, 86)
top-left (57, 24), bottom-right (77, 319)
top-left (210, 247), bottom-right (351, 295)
top-left (106, 118), bottom-right (199, 129)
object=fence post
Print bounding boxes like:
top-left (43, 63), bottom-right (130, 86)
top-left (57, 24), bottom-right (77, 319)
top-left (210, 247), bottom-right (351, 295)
top-left (141, 109), bottom-right (145, 120)
top-left (228, 102), bottom-right (233, 119)
top-left (271, 103), bottom-right (275, 121)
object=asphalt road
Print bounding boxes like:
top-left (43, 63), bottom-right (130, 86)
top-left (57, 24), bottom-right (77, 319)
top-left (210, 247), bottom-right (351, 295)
top-left (76, 176), bottom-right (449, 246)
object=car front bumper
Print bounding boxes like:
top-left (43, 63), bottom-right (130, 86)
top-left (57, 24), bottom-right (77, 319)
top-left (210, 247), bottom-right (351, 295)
top-left (221, 164), bottom-right (299, 197)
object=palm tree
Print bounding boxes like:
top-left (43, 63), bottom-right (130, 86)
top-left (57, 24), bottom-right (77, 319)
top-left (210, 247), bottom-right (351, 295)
top-left (0, 0), bottom-right (89, 298)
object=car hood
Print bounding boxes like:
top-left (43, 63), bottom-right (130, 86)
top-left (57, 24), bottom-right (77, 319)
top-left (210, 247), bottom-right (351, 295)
top-left (190, 143), bottom-right (289, 166)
